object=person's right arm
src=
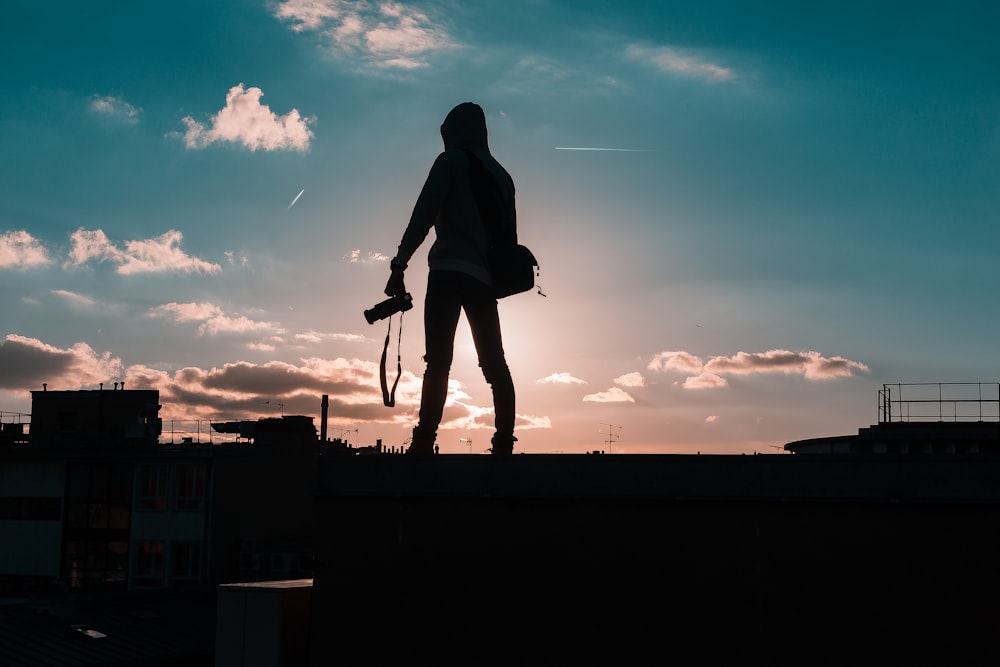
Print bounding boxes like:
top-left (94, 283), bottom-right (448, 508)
top-left (389, 151), bottom-right (455, 277)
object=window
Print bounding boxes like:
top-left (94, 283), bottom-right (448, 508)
top-left (64, 541), bottom-right (83, 590)
top-left (136, 464), bottom-right (169, 511)
top-left (56, 411), bottom-right (78, 436)
top-left (174, 464), bottom-right (206, 511)
top-left (106, 541), bottom-right (128, 585)
top-left (0, 497), bottom-right (61, 521)
top-left (66, 463), bottom-right (132, 530)
top-left (133, 541), bottom-right (165, 588)
top-left (64, 540), bottom-right (129, 592)
top-left (88, 502), bottom-right (109, 529)
top-left (62, 464), bottom-right (132, 592)
top-left (173, 543), bottom-right (203, 581)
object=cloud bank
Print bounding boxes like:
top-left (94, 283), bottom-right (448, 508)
top-left (0, 335), bottom-right (124, 391)
top-left (0, 334), bottom-right (551, 437)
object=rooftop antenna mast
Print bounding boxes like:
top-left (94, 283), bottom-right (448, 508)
top-left (599, 423), bottom-right (622, 454)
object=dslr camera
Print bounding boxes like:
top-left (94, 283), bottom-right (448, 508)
top-left (364, 292), bottom-right (413, 324)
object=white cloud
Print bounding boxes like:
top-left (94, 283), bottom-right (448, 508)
top-left (225, 251), bottom-right (249, 266)
top-left (614, 372), bottom-right (645, 388)
top-left (583, 387), bottom-right (635, 403)
top-left (683, 372), bottom-right (728, 389)
top-left (51, 290), bottom-right (95, 307)
top-left (181, 84), bottom-right (314, 152)
top-left (89, 94), bottom-right (141, 124)
top-left (440, 401), bottom-right (494, 431)
top-left (147, 302), bottom-right (286, 337)
top-left (65, 229), bottom-right (221, 275)
top-left (247, 340), bottom-right (280, 352)
top-left (65, 229), bottom-right (121, 266)
top-left (648, 348), bottom-right (868, 388)
top-left (537, 372), bottom-right (587, 385)
top-left (627, 44), bottom-right (734, 82)
top-left (346, 248), bottom-right (390, 263)
top-left (648, 350), bottom-right (704, 374)
top-left (273, 0), bottom-right (456, 69)
top-left (0, 230), bottom-right (52, 269)
top-left (293, 330), bottom-right (366, 344)
top-left (705, 350), bottom-right (870, 380)
top-left (273, 0), bottom-right (343, 31)
top-left (516, 414), bottom-right (553, 431)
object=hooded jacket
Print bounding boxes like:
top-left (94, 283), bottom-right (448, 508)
top-left (391, 102), bottom-right (516, 286)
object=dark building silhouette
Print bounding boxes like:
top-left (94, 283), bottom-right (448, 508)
top-left (0, 388), bottom-right (317, 598)
top-left (26, 386), bottom-right (162, 449)
top-left (0, 386), bottom-right (321, 667)
top-left (3, 382), bottom-right (1000, 665)
top-left (786, 383), bottom-right (1000, 454)
top-left (307, 451), bottom-right (1000, 666)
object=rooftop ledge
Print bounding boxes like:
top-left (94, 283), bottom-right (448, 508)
top-left (314, 452), bottom-right (1000, 504)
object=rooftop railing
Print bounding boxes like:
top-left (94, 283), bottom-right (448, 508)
top-left (878, 383), bottom-right (1000, 423)
top-left (0, 411), bottom-right (30, 442)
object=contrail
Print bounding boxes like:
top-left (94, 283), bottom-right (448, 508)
top-left (288, 188), bottom-right (305, 209)
top-left (555, 147), bottom-right (654, 152)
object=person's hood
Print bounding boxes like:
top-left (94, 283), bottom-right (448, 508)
top-left (440, 102), bottom-right (488, 150)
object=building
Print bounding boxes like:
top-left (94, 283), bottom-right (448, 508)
top-left (306, 451), bottom-right (1000, 666)
top-left (786, 382), bottom-right (1000, 454)
top-left (304, 383), bottom-right (1000, 665)
top-left (5, 382), bottom-right (1000, 665)
top-left (0, 387), bottom-right (318, 598)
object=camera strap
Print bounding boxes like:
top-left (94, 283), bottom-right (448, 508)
top-left (380, 313), bottom-right (403, 407)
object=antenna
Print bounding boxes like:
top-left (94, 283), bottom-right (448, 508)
top-left (598, 423), bottom-right (622, 454)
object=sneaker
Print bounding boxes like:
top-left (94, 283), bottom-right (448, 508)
top-left (405, 434), bottom-right (436, 456)
top-left (489, 435), bottom-right (517, 455)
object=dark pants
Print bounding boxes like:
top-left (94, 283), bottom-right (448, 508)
top-left (414, 271), bottom-right (515, 445)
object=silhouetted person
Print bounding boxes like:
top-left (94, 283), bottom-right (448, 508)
top-left (384, 102), bottom-right (517, 456)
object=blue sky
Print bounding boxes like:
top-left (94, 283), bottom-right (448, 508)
top-left (2, 1), bottom-right (998, 453)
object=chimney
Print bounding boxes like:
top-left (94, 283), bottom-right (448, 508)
top-left (320, 394), bottom-right (329, 442)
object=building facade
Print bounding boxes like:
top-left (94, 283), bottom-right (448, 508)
top-left (0, 388), bottom-right (317, 598)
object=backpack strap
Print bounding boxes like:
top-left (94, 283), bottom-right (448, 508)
top-left (462, 148), bottom-right (514, 247)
